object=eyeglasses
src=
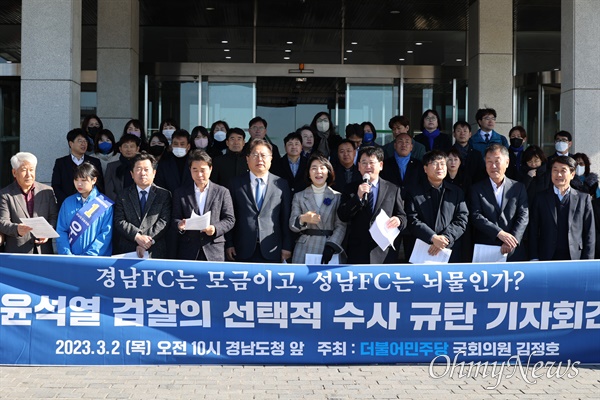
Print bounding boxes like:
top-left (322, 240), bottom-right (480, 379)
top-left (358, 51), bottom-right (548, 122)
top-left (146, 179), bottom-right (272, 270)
top-left (249, 153), bottom-right (272, 160)
top-left (359, 161), bottom-right (379, 167)
top-left (316, 118), bottom-right (329, 123)
top-left (428, 162), bottom-right (447, 168)
top-left (482, 117), bottom-right (496, 121)
top-left (424, 117), bottom-right (437, 121)
top-left (249, 126), bottom-right (265, 132)
top-left (73, 138), bottom-right (88, 144)
top-left (555, 138), bottom-right (569, 143)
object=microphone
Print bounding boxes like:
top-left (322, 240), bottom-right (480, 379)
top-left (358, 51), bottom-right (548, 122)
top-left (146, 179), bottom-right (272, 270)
top-left (361, 173), bottom-right (370, 204)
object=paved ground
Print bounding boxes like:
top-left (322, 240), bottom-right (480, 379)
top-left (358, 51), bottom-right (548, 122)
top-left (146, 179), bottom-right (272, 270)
top-left (1, 364), bottom-right (599, 399)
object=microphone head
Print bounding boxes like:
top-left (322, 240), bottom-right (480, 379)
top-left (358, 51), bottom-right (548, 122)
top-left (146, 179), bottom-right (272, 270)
top-left (362, 173), bottom-right (370, 182)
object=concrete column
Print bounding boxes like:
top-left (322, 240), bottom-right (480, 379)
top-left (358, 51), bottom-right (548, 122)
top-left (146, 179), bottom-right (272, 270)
top-left (468, 0), bottom-right (513, 136)
top-left (97, 0), bottom-right (139, 135)
top-left (20, 0), bottom-right (81, 183)
top-left (561, 0), bottom-right (600, 167)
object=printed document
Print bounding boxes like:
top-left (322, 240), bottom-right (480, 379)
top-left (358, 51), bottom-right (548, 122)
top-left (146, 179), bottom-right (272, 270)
top-left (409, 238), bottom-right (451, 264)
top-left (369, 210), bottom-right (400, 251)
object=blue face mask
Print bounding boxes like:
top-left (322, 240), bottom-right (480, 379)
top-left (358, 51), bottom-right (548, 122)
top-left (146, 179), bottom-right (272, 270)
top-left (363, 133), bottom-right (374, 144)
top-left (98, 141), bottom-right (112, 154)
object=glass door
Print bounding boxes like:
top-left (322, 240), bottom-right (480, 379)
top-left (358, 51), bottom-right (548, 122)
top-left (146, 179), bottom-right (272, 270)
top-left (540, 85), bottom-right (561, 155)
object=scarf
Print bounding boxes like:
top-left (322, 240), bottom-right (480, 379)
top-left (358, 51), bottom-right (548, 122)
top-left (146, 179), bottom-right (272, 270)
top-left (422, 129), bottom-right (440, 151)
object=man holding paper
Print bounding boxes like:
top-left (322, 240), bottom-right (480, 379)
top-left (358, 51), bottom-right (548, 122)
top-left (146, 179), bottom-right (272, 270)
top-left (337, 146), bottom-right (406, 264)
top-left (406, 150), bottom-right (469, 263)
top-left (113, 153), bottom-right (171, 258)
top-left (0, 152), bottom-right (58, 254)
top-left (469, 144), bottom-right (529, 261)
top-left (172, 150), bottom-right (235, 261)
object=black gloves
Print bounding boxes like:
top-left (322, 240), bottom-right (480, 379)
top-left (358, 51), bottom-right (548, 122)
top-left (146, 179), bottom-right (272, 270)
top-left (321, 244), bottom-right (335, 264)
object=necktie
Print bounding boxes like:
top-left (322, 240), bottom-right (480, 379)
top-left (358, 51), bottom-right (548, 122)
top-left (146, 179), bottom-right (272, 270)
top-left (255, 178), bottom-right (264, 210)
top-left (484, 133), bottom-right (490, 142)
top-left (140, 190), bottom-right (147, 214)
top-left (368, 190), bottom-right (375, 212)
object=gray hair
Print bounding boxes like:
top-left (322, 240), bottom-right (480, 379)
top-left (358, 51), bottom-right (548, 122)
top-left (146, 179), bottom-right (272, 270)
top-left (10, 152), bottom-right (38, 169)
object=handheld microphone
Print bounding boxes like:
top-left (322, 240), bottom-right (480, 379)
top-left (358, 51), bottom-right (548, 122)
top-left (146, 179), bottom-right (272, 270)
top-left (361, 173), bottom-right (370, 204)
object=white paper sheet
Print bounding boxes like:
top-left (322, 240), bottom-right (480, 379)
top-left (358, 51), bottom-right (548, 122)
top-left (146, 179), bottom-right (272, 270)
top-left (305, 253), bottom-right (340, 265)
top-left (368, 210), bottom-right (400, 251)
top-left (111, 251), bottom-right (149, 259)
top-left (184, 210), bottom-right (211, 231)
top-left (409, 238), bottom-right (452, 264)
top-left (19, 217), bottom-right (59, 239)
top-left (472, 244), bottom-right (507, 263)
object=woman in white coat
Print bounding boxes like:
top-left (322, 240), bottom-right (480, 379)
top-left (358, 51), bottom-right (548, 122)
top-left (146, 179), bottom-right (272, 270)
top-left (289, 154), bottom-right (347, 264)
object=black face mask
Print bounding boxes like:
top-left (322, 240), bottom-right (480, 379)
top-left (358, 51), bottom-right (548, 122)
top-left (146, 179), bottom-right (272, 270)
top-left (149, 145), bottom-right (165, 157)
top-left (87, 127), bottom-right (100, 137)
top-left (510, 137), bottom-right (524, 148)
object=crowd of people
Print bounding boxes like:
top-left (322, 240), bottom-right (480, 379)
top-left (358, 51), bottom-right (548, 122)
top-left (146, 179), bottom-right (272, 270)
top-left (1, 108), bottom-right (598, 263)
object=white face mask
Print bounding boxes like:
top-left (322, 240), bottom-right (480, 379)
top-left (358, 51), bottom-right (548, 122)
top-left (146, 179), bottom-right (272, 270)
top-left (555, 141), bottom-right (569, 153)
top-left (317, 121), bottom-right (330, 133)
top-left (576, 165), bottom-right (585, 176)
top-left (195, 138), bottom-right (209, 149)
top-left (213, 130), bottom-right (227, 142)
top-left (163, 129), bottom-right (175, 143)
top-left (172, 147), bottom-right (187, 158)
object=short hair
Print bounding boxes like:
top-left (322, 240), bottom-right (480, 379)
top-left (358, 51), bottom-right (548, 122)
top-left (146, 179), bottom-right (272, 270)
top-left (453, 120), bottom-right (471, 131)
top-left (554, 130), bottom-right (572, 142)
top-left (446, 147), bottom-right (462, 160)
top-left (227, 127), bottom-right (246, 140)
top-left (357, 146), bottom-right (384, 162)
top-left (10, 152), bottom-right (37, 169)
top-left (160, 118), bottom-right (179, 132)
top-left (73, 161), bottom-right (100, 181)
top-left (81, 115), bottom-right (103, 131)
top-left (93, 129), bottom-right (117, 155)
top-left (338, 138), bottom-right (357, 150)
top-left (345, 123), bottom-right (364, 139)
top-left (249, 116), bottom-right (267, 129)
top-left (149, 131), bottom-right (169, 147)
top-left (361, 121), bottom-right (377, 139)
top-left (283, 132), bottom-right (303, 145)
top-left (67, 128), bottom-right (86, 143)
top-left (122, 119), bottom-right (146, 138)
top-left (130, 152), bottom-right (158, 171)
top-left (171, 129), bottom-right (190, 144)
top-left (552, 155), bottom-right (577, 173)
top-left (475, 108), bottom-right (497, 122)
top-left (247, 138), bottom-right (272, 155)
top-left (296, 125), bottom-right (316, 143)
top-left (422, 150), bottom-right (448, 166)
top-left (388, 115), bottom-right (410, 130)
top-left (522, 145), bottom-right (547, 164)
top-left (118, 133), bottom-right (142, 147)
top-left (306, 154), bottom-right (335, 186)
top-left (572, 153), bottom-right (591, 175)
top-left (191, 125), bottom-right (209, 140)
top-left (210, 120), bottom-right (230, 134)
top-left (188, 149), bottom-right (213, 168)
top-left (420, 109), bottom-right (443, 132)
top-left (484, 143), bottom-right (509, 158)
top-left (509, 126), bottom-right (527, 139)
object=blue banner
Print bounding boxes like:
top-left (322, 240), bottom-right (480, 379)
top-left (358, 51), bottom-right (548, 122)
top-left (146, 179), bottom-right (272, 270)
top-left (1, 254), bottom-right (598, 365)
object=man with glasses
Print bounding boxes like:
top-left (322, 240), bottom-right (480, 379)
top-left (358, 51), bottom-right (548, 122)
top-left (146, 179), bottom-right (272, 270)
top-left (405, 150), bottom-right (469, 263)
top-left (51, 128), bottom-right (104, 208)
top-left (338, 146), bottom-right (407, 264)
top-left (245, 116), bottom-right (281, 171)
top-left (469, 108), bottom-right (509, 158)
top-left (226, 138), bottom-right (292, 263)
top-left (547, 130), bottom-right (574, 165)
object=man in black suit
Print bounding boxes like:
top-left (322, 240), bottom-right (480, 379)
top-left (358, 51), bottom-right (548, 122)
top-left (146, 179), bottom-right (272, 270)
top-left (154, 129), bottom-right (193, 193)
top-left (211, 128), bottom-right (248, 187)
top-left (331, 139), bottom-right (362, 193)
top-left (226, 138), bottom-right (292, 263)
top-left (51, 128), bottom-right (104, 208)
top-left (271, 132), bottom-right (309, 197)
top-left (547, 130), bottom-right (574, 165)
top-left (243, 117), bottom-right (282, 172)
top-left (338, 146), bottom-right (407, 264)
top-left (380, 132), bottom-right (425, 199)
top-left (113, 153), bottom-right (172, 258)
top-left (469, 144), bottom-right (529, 261)
top-left (529, 156), bottom-right (595, 260)
top-left (450, 121), bottom-right (487, 185)
top-left (406, 150), bottom-right (469, 263)
top-left (172, 150), bottom-right (235, 261)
